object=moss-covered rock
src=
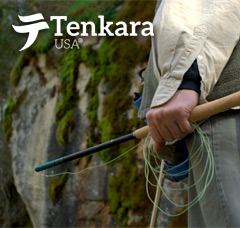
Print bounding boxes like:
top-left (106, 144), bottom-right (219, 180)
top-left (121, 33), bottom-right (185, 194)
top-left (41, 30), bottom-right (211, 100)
top-left (87, 93), bottom-right (99, 127)
top-left (56, 110), bottom-right (75, 146)
top-left (81, 1), bottom-right (157, 226)
top-left (3, 91), bottom-right (28, 142)
top-left (108, 159), bottom-right (152, 227)
top-left (10, 50), bottom-right (35, 86)
top-left (55, 49), bottom-right (81, 145)
top-left (49, 169), bottom-right (69, 203)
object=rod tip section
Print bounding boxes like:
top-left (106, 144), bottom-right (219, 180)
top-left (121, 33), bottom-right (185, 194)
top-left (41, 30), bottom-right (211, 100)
top-left (35, 161), bottom-right (55, 172)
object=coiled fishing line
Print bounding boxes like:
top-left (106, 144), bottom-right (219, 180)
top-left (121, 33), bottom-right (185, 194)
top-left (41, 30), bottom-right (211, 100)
top-left (35, 124), bottom-right (214, 218)
top-left (143, 123), bottom-right (214, 216)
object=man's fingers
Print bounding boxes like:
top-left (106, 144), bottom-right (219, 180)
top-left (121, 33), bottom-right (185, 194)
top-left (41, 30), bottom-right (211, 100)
top-left (154, 142), bottom-right (165, 154)
top-left (148, 124), bottom-right (165, 144)
top-left (152, 114), bottom-right (174, 142)
top-left (146, 90), bottom-right (199, 154)
top-left (166, 121), bottom-right (184, 140)
top-left (152, 110), bottom-right (175, 142)
top-left (178, 119), bottom-right (194, 134)
top-left (146, 110), bottom-right (165, 144)
top-left (159, 126), bottom-right (175, 142)
top-left (147, 108), bottom-right (187, 143)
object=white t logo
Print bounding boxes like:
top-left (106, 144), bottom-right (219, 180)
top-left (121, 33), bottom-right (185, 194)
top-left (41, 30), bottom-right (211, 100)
top-left (12, 13), bottom-right (49, 51)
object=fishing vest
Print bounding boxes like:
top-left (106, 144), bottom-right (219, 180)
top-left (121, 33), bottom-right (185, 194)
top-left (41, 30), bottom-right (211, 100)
top-left (138, 1), bottom-right (240, 119)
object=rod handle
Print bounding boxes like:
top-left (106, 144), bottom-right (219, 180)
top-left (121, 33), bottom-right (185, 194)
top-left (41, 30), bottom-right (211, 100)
top-left (134, 125), bottom-right (149, 139)
top-left (190, 91), bottom-right (240, 122)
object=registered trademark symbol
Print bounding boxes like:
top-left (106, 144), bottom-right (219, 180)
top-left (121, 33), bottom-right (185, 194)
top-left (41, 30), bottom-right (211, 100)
top-left (78, 38), bottom-right (83, 43)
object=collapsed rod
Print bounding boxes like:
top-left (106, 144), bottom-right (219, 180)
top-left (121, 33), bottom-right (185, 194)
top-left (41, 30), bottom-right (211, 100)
top-left (35, 90), bottom-right (240, 172)
top-left (35, 133), bottom-right (136, 172)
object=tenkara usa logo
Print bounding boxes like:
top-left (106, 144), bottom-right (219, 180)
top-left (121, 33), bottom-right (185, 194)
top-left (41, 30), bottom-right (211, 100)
top-left (12, 13), bottom-right (154, 51)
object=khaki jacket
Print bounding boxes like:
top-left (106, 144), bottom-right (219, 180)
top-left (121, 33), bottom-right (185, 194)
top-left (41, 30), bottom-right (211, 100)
top-left (139, 0), bottom-right (240, 119)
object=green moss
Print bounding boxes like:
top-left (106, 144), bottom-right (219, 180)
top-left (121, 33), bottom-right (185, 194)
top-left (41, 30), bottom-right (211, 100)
top-left (66, 0), bottom-right (98, 13)
top-left (99, 118), bottom-right (112, 143)
top-left (86, 92), bottom-right (101, 149)
top-left (30, 0), bottom-right (120, 54)
top-left (91, 0), bottom-right (156, 89)
top-left (83, 0), bottom-right (156, 158)
top-left (95, 87), bottom-right (135, 165)
top-left (108, 157), bottom-right (153, 227)
top-left (80, 46), bottom-right (96, 68)
top-left (10, 50), bottom-right (35, 86)
top-left (3, 115), bottom-right (13, 142)
top-left (87, 93), bottom-right (99, 126)
top-left (93, 40), bottom-right (118, 87)
top-left (49, 169), bottom-right (69, 203)
top-left (59, 49), bottom-right (81, 98)
top-left (56, 110), bottom-right (75, 146)
top-left (55, 49), bottom-right (81, 145)
top-left (102, 89), bottom-right (132, 134)
top-left (97, 118), bottom-right (113, 163)
top-left (55, 101), bottom-right (68, 124)
top-left (116, 0), bottom-right (156, 24)
top-left (117, 207), bottom-right (128, 227)
top-left (108, 160), bottom-right (137, 227)
top-left (3, 91), bottom-right (28, 142)
top-left (69, 1), bottom-right (120, 29)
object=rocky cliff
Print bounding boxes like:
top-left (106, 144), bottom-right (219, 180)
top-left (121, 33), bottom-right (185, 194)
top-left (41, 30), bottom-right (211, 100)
top-left (11, 51), bottom-right (127, 227)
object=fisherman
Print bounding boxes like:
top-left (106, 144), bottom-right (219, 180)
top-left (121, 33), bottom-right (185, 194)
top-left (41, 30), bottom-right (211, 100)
top-left (138, 0), bottom-right (240, 227)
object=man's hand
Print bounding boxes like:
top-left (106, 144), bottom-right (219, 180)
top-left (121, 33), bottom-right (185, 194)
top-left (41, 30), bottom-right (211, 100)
top-left (146, 89), bottom-right (199, 153)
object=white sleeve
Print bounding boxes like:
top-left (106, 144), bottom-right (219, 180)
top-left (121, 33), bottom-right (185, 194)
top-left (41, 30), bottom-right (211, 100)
top-left (151, 0), bottom-right (240, 107)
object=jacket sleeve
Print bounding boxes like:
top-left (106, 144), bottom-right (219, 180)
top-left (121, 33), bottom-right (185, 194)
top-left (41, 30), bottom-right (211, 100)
top-left (150, 0), bottom-right (240, 108)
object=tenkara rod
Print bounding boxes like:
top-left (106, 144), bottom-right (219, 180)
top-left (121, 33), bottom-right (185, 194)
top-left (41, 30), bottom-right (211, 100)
top-left (35, 90), bottom-right (240, 172)
top-left (35, 133), bottom-right (135, 172)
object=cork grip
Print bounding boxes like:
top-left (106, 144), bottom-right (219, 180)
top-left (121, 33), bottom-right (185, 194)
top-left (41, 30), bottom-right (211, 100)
top-left (189, 91), bottom-right (240, 122)
top-left (134, 125), bottom-right (150, 139)
top-left (134, 91), bottom-right (240, 139)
